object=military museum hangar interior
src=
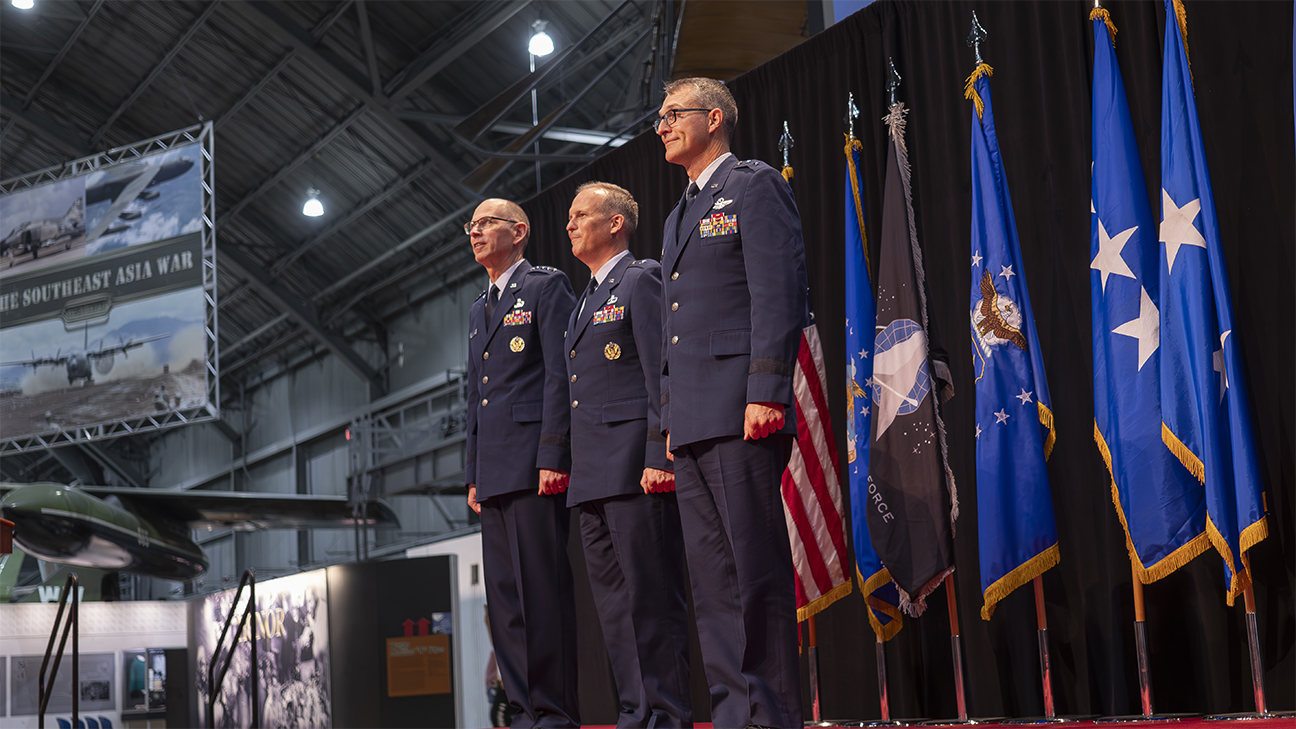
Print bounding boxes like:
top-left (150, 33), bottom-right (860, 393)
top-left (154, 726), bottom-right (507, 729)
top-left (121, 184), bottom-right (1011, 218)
top-left (1, 0), bottom-right (1293, 727)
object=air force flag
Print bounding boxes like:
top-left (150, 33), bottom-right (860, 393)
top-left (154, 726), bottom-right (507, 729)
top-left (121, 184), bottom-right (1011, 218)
top-left (966, 65), bottom-right (1059, 620)
top-left (1158, 0), bottom-right (1268, 604)
top-left (1090, 6), bottom-right (1207, 583)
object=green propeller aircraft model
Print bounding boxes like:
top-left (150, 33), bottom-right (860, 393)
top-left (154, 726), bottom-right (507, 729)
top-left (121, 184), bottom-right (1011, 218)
top-left (0, 482), bottom-right (399, 584)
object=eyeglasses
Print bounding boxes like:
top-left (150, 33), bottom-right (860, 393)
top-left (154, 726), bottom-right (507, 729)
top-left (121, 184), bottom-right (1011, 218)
top-left (464, 216), bottom-right (519, 235)
top-left (655, 108), bottom-right (711, 129)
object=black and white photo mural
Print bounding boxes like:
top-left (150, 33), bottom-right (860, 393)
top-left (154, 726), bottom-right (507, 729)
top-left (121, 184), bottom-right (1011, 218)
top-left (193, 570), bottom-right (331, 729)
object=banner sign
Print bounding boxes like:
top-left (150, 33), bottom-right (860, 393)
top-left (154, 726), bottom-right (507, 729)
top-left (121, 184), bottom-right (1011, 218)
top-left (0, 124), bottom-right (217, 451)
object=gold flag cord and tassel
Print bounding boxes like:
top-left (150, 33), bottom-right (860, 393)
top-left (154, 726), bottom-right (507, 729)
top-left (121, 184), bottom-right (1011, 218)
top-left (963, 63), bottom-right (994, 119)
top-left (1090, 6), bottom-right (1118, 45)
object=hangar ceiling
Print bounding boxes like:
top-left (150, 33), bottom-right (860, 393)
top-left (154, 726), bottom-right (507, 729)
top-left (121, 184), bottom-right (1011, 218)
top-left (0, 0), bottom-right (813, 487)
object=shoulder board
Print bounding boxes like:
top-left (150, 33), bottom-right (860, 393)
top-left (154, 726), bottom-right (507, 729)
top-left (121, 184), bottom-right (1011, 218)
top-left (629, 258), bottom-right (658, 267)
top-left (735, 159), bottom-right (772, 170)
top-left (476, 289), bottom-right (487, 300)
top-left (528, 265), bottom-right (562, 274)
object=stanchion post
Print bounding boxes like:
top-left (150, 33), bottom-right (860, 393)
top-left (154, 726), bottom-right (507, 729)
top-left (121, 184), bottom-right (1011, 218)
top-left (1033, 576), bottom-right (1054, 718)
top-left (945, 573), bottom-right (968, 722)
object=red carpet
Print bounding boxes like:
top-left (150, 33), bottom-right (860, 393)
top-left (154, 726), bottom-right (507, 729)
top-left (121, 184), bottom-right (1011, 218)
top-left (581, 719), bottom-right (1293, 729)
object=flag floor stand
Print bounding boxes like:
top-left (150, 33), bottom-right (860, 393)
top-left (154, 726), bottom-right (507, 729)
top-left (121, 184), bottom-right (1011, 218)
top-left (1097, 561), bottom-right (1197, 723)
top-left (920, 576), bottom-right (999, 726)
top-left (803, 622), bottom-right (911, 728)
top-left (1203, 584), bottom-right (1295, 722)
top-left (1002, 578), bottom-right (1089, 725)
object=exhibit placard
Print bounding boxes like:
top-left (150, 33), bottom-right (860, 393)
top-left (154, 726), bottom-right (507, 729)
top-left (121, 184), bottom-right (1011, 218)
top-left (386, 634), bottom-right (452, 697)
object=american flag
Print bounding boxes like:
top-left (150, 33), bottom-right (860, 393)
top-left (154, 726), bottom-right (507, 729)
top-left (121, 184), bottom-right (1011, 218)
top-left (781, 323), bottom-right (852, 620)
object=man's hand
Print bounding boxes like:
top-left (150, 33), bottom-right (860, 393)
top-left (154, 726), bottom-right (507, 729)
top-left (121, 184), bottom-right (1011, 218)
top-left (665, 431), bottom-right (673, 461)
top-left (467, 485), bottom-right (481, 514)
top-left (744, 402), bottom-right (786, 440)
top-left (538, 468), bottom-right (570, 495)
top-left (641, 468), bottom-right (676, 494)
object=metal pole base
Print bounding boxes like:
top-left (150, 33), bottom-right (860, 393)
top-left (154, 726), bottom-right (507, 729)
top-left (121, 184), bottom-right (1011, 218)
top-left (920, 718), bottom-right (1002, 726)
top-left (1001, 716), bottom-right (1075, 724)
top-left (1204, 711), bottom-right (1296, 721)
top-left (1095, 713), bottom-right (1199, 723)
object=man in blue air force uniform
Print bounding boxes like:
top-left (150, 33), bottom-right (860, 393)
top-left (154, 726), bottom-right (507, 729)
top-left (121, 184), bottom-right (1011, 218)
top-left (464, 198), bottom-right (580, 729)
top-left (564, 182), bottom-right (692, 728)
top-left (657, 78), bottom-right (808, 729)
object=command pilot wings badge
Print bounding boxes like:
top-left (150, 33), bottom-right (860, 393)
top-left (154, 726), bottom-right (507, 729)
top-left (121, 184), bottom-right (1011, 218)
top-left (712, 197), bottom-right (734, 210)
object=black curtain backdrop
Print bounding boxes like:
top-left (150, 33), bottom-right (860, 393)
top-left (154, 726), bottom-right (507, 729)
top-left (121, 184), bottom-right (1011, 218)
top-left (518, 1), bottom-right (1294, 721)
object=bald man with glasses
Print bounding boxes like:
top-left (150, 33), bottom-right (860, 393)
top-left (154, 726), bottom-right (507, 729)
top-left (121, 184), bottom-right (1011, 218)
top-left (465, 198), bottom-right (580, 728)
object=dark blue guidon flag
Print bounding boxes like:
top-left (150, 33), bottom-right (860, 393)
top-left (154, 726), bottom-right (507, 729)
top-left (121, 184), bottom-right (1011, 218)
top-left (965, 63), bottom-right (1059, 620)
top-left (1158, 0), bottom-right (1268, 605)
top-left (1090, 6), bottom-right (1207, 583)
top-left (845, 135), bottom-right (902, 641)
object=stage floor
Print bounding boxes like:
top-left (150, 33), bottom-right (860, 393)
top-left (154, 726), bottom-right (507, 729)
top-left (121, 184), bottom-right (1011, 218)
top-left (581, 718), bottom-right (1294, 729)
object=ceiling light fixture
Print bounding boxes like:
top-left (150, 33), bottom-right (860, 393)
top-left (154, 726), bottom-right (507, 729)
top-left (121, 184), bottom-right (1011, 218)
top-left (12, 0), bottom-right (35, 9)
top-left (528, 19), bottom-right (554, 57)
top-left (303, 188), bottom-right (323, 217)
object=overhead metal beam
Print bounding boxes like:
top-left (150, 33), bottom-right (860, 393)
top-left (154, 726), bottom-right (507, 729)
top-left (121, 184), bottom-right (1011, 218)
top-left (355, 0), bottom-right (383, 100)
top-left (207, 417), bottom-right (244, 448)
top-left (310, 0), bottom-right (355, 40)
top-left (216, 103), bottom-right (367, 227)
top-left (222, 313), bottom-right (290, 357)
top-left (220, 244), bottom-right (386, 397)
top-left (48, 447), bottom-right (98, 486)
top-left (268, 158), bottom-right (434, 277)
top-left (236, 1), bottom-right (469, 193)
top-left (19, 0), bottom-right (105, 110)
top-left (215, 49), bottom-right (295, 130)
top-left (77, 443), bottom-right (146, 489)
top-left (394, 110), bottom-right (629, 147)
top-left (89, 1), bottom-right (221, 149)
top-left (0, 88), bottom-right (91, 158)
top-left (384, 0), bottom-right (531, 104)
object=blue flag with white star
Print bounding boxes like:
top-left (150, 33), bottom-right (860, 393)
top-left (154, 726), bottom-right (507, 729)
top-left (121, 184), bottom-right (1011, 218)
top-left (966, 67), bottom-right (1059, 620)
top-left (1090, 8), bottom-right (1207, 583)
top-left (845, 138), bottom-right (902, 641)
top-left (1158, 0), bottom-right (1268, 605)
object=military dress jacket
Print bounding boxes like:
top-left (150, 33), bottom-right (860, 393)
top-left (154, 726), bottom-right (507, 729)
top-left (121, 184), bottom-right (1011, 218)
top-left (466, 260), bottom-right (577, 500)
top-left (564, 256), bottom-right (671, 506)
top-left (660, 155), bottom-right (809, 448)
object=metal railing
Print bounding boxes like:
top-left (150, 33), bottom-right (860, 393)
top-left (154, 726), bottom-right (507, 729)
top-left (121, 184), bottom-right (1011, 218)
top-left (207, 569), bottom-right (258, 729)
top-left (37, 573), bottom-right (79, 729)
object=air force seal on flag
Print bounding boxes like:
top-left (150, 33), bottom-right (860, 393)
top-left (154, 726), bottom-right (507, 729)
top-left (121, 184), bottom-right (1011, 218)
top-left (971, 270), bottom-right (1027, 381)
top-left (699, 212), bottom-right (737, 238)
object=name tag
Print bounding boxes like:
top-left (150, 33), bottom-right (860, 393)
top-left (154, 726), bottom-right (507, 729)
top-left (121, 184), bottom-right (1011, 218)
top-left (700, 213), bottom-right (737, 238)
top-left (503, 310), bottom-right (532, 326)
top-left (591, 305), bottom-right (625, 325)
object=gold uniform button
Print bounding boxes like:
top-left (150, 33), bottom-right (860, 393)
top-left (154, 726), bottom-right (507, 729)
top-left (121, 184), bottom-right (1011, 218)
top-left (482, 375), bottom-right (489, 384)
top-left (671, 302), bottom-right (679, 311)
top-left (481, 398), bottom-right (489, 406)
top-left (570, 350), bottom-right (576, 358)
top-left (570, 374), bottom-right (578, 383)
top-left (671, 335), bottom-right (679, 344)
top-left (483, 352), bottom-right (489, 360)
top-left (572, 400), bottom-right (579, 408)
top-left (670, 272), bottom-right (679, 280)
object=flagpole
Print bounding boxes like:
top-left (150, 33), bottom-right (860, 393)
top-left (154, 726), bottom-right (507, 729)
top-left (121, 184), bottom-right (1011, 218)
top-left (1130, 560), bottom-right (1154, 717)
top-left (1032, 576), bottom-right (1057, 719)
top-left (945, 573), bottom-right (969, 722)
top-left (1241, 583), bottom-right (1267, 716)
top-left (808, 615), bottom-right (824, 724)
top-left (876, 636), bottom-right (892, 723)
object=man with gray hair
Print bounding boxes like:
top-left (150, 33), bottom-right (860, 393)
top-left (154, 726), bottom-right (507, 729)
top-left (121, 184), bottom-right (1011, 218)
top-left (564, 181), bottom-right (692, 728)
top-left (657, 77), bottom-right (808, 727)
top-left (465, 197), bottom-right (580, 728)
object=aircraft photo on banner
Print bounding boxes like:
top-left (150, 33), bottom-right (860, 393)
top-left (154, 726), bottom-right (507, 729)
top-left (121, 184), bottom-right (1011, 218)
top-left (0, 124), bottom-right (218, 451)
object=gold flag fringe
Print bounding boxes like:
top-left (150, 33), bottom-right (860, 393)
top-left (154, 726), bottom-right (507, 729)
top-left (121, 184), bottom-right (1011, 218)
top-left (964, 63), bottom-right (994, 119)
top-left (981, 543), bottom-right (1059, 620)
top-left (844, 135), bottom-right (871, 268)
top-left (1089, 7), bottom-right (1118, 45)
top-left (797, 576), bottom-right (852, 622)
top-left (1208, 513), bottom-right (1270, 606)
top-left (781, 165), bottom-right (794, 183)
top-left (1162, 422), bottom-right (1206, 482)
top-left (1172, 0), bottom-right (1191, 74)
top-left (1038, 402), bottom-right (1056, 459)
top-left (858, 567), bottom-right (904, 642)
top-left (1094, 421), bottom-right (1209, 583)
